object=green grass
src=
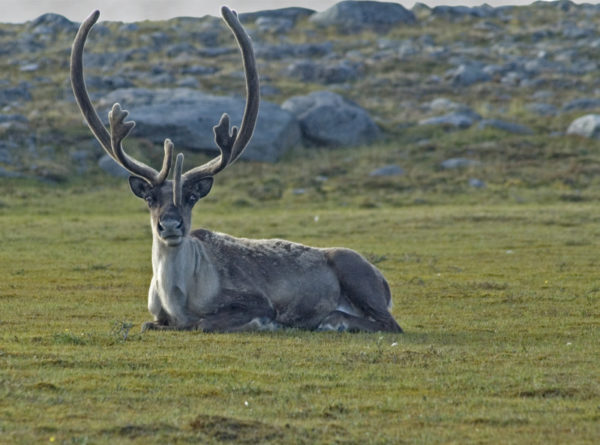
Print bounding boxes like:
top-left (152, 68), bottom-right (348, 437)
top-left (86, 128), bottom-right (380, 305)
top-left (1, 176), bottom-right (599, 444)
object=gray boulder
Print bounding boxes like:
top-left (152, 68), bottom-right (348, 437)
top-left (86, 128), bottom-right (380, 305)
top-left (483, 61), bottom-right (519, 78)
top-left (255, 17), bottom-right (294, 34)
top-left (254, 42), bottom-right (333, 60)
top-left (181, 65), bottom-right (219, 76)
top-left (562, 98), bottom-right (600, 112)
top-left (82, 51), bottom-right (132, 70)
top-left (166, 43), bottom-right (199, 58)
top-left (561, 23), bottom-right (595, 40)
top-left (317, 61), bottom-right (361, 84)
top-left (83, 75), bottom-right (134, 92)
top-left (285, 60), bottom-right (319, 82)
top-left (0, 140), bottom-right (19, 165)
top-left (119, 23), bottom-right (139, 32)
top-left (239, 7), bottom-right (315, 23)
top-left (567, 114), bottom-right (600, 139)
top-left (0, 114), bottom-right (28, 133)
top-left (0, 149), bottom-right (11, 165)
top-left (98, 88), bottom-right (301, 162)
top-left (310, 1), bottom-right (416, 31)
top-left (285, 60), bottom-right (360, 84)
top-left (242, 7), bottom-right (315, 33)
top-left (432, 5), bottom-right (496, 19)
top-left (282, 91), bottom-right (380, 147)
top-left (419, 109), bottom-right (481, 129)
top-left (412, 3), bottom-right (432, 16)
top-left (369, 165), bottom-right (404, 176)
top-left (71, 150), bottom-right (92, 174)
top-left (449, 64), bottom-right (491, 87)
top-left (477, 119), bottom-right (533, 135)
top-left (441, 158), bottom-right (482, 169)
top-left (526, 103), bottom-right (558, 116)
top-left (20, 63), bottom-right (39, 72)
top-left (469, 178), bottom-right (486, 188)
top-left (28, 13), bottom-right (78, 34)
top-left (428, 98), bottom-right (464, 112)
top-left (0, 114), bottom-right (28, 125)
top-left (176, 77), bottom-right (200, 89)
top-left (98, 155), bottom-right (130, 178)
top-left (0, 82), bottom-right (32, 107)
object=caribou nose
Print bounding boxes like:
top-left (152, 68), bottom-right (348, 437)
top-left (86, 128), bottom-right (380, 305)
top-left (158, 218), bottom-right (183, 233)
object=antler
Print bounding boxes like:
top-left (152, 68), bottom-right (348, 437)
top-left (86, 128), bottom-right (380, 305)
top-left (181, 6), bottom-right (260, 183)
top-left (71, 6), bottom-right (259, 186)
top-left (70, 10), bottom-right (172, 185)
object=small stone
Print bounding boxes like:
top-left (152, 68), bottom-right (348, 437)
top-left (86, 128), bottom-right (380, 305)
top-left (469, 178), bottom-right (486, 188)
top-left (419, 110), bottom-right (481, 129)
top-left (567, 114), bottom-right (600, 139)
top-left (441, 158), bottom-right (481, 169)
top-left (369, 165), bottom-right (404, 177)
top-left (477, 119), bottom-right (533, 134)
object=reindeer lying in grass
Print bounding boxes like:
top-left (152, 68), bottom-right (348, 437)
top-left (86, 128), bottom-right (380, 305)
top-left (70, 6), bottom-right (402, 333)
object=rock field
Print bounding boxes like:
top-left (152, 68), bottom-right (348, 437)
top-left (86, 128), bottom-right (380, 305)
top-left (2, 0), bottom-right (600, 179)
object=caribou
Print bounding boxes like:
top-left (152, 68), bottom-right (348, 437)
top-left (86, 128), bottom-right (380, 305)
top-left (70, 6), bottom-right (402, 333)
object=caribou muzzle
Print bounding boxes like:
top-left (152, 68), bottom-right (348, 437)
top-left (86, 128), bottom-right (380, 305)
top-left (157, 215), bottom-right (184, 246)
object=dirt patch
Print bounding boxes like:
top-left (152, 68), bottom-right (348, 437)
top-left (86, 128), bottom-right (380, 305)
top-left (469, 417), bottom-right (530, 426)
top-left (103, 423), bottom-right (178, 438)
top-left (517, 387), bottom-right (579, 399)
top-left (190, 414), bottom-right (285, 443)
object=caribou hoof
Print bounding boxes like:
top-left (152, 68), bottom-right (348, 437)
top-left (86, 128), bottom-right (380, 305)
top-left (141, 321), bottom-right (163, 332)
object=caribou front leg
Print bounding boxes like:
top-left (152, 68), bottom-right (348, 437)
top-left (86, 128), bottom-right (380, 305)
top-left (142, 278), bottom-right (175, 332)
top-left (142, 290), bottom-right (280, 333)
top-left (147, 278), bottom-right (169, 321)
top-left (141, 279), bottom-right (170, 332)
top-left (142, 282), bottom-right (196, 332)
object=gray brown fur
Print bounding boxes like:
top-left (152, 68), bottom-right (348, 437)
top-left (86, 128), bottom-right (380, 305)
top-left (70, 6), bottom-right (402, 334)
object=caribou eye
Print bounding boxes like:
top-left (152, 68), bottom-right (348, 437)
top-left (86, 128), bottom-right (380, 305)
top-left (145, 195), bottom-right (156, 206)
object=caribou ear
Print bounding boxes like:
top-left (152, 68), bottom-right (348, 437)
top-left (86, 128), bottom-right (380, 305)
top-left (129, 176), bottom-right (153, 199)
top-left (183, 177), bottom-right (214, 205)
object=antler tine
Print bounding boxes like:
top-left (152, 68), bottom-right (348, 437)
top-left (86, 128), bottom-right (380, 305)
top-left (71, 10), bottom-right (170, 185)
top-left (157, 139), bottom-right (174, 184)
top-left (182, 6), bottom-right (259, 182)
top-left (173, 153), bottom-right (184, 207)
top-left (194, 113), bottom-right (237, 175)
top-left (108, 103), bottom-right (173, 185)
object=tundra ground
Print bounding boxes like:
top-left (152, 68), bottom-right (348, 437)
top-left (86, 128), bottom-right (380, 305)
top-left (1, 170), bottom-right (598, 444)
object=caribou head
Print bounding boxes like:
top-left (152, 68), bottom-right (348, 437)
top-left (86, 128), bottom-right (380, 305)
top-left (71, 7), bottom-right (258, 247)
top-left (71, 6), bottom-right (402, 333)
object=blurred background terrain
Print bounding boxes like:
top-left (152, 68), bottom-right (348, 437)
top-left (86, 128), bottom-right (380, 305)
top-left (2, 0), bottom-right (600, 207)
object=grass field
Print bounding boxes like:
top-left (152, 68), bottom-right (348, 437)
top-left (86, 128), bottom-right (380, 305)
top-left (0, 173), bottom-right (598, 444)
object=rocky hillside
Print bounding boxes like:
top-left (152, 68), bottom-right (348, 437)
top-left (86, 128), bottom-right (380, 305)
top-left (2, 0), bottom-right (600, 185)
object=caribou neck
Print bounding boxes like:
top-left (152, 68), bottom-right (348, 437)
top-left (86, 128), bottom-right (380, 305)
top-left (152, 231), bottom-right (191, 271)
top-left (151, 229), bottom-right (213, 283)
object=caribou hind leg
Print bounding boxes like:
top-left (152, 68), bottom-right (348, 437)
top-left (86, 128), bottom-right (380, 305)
top-left (197, 305), bottom-right (281, 333)
top-left (197, 290), bottom-right (280, 332)
top-left (316, 310), bottom-right (392, 332)
top-left (326, 248), bottom-right (403, 333)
